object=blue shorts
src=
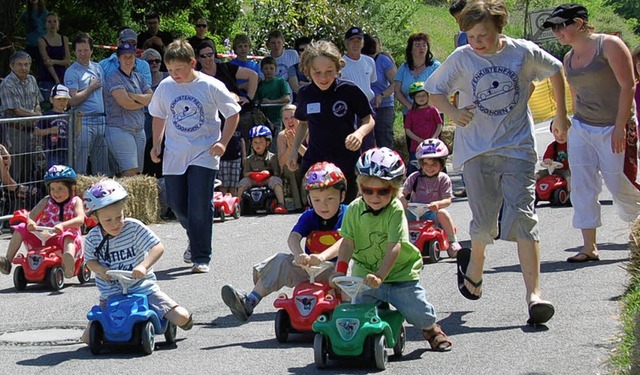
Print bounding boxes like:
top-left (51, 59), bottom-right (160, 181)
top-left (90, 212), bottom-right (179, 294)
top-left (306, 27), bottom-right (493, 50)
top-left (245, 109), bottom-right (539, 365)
top-left (105, 126), bottom-right (145, 173)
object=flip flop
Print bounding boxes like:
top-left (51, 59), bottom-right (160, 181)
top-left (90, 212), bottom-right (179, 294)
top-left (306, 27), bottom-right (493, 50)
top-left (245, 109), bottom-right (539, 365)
top-left (566, 253), bottom-right (600, 263)
top-left (456, 248), bottom-right (482, 300)
top-left (527, 300), bottom-right (555, 325)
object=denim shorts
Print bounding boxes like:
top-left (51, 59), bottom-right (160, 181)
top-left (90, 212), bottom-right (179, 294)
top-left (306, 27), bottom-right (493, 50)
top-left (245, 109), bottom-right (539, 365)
top-left (105, 126), bottom-right (145, 173)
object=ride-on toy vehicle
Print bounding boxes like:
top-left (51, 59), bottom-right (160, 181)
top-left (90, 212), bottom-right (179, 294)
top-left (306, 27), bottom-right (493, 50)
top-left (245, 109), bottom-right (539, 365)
top-left (212, 179), bottom-right (240, 222)
top-left (406, 203), bottom-right (450, 264)
top-left (273, 261), bottom-right (341, 343)
top-left (312, 276), bottom-right (405, 370)
top-left (241, 171), bottom-right (277, 215)
top-left (87, 270), bottom-right (177, 355)
top-left (8, 210), bottom-right (90, 291)
top-left (535, 161), bottom-right (570, 206)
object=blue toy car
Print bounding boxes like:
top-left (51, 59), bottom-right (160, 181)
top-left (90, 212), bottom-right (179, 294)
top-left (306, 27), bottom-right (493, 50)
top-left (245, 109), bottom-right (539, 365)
top-left (87, 270), bottom-right (177, 355)
top-left (312, 276), bottom-right (406, 370)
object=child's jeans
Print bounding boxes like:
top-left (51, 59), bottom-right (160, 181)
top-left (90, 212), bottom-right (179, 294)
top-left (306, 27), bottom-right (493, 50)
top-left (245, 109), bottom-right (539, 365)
top-left (358, 280), bottom-right (437, 330)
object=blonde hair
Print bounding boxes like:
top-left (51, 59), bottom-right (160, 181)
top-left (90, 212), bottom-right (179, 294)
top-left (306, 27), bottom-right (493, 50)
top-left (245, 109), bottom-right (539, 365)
top-left (356, 175), bottom-right (403, 198)
top-left (631, 45), bottom-right (640, 81)
top-left (164, 39), bottom-right (195, 64)
top-left (281, 104), bottom-right (296, 114)
top-left (459, 0), bottom-right (508, 33)
top-left (300, 40), bottom-right (345, 78)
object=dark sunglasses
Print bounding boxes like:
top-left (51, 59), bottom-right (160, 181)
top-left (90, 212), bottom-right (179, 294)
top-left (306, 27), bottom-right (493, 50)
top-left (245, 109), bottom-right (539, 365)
top-left (551, 19), bottom-right (575, 32)
top-left (360, 185), bottom-right (392, 197)
top-left (196, 24), bottom-right (208, 28)
top-left (146, 59), bottom-right (161, 64)
top-left (199, 52), bottom-right (214, 58)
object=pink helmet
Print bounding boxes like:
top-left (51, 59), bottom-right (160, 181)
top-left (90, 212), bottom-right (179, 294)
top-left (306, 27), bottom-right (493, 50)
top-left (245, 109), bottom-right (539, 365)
top-left (304, 162), bottom-right (346, 191)
top-left (415, 138), bottom-right (449, 160)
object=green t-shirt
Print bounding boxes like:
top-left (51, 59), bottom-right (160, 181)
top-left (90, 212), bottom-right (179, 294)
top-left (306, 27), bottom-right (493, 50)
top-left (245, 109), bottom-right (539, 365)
top-left (256, 77), bottom-right (290, 125)
top-left (340, 197), bottom-right (423, 282)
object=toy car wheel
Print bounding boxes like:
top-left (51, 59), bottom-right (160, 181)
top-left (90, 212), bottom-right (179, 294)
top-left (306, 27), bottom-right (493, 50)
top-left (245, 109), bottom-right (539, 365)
top-left (553, 188), bottom-right (569, 206)
top-left (49, 266), bottom-right (64, 290)
top-left (13, 266), bottom-right (27, 291)
top-left (373, 334), bottom-right (388, 370)
top-left (140, 320), bottom-right (155, 355)
top-left (233, 202), bottom-right (241, 219)
top-left (89, 321), bottom-right (103, 355)
top-left (313, 333), bottom-right (329, 369)
top-left (219, 207), bottom-right (226, 222)
top-left (424, 241), bottom-right (441, 264)
top-left (392, 325), bottom-right (406, 357)
top-left (77, 262), bottom-right (92, 284)
top-left (164, 322), bottom-right (177, 344)
top-left (274, 309), bottom-right (290, 343)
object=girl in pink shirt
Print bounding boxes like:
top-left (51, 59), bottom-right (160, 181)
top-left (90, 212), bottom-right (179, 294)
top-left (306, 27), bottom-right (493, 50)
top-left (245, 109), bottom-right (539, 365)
top-left (404, 82), bottom-right (443, 174)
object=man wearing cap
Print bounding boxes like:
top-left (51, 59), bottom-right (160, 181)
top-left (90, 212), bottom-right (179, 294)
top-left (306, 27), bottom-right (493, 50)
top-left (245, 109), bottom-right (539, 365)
top-left (34, 84), bottom-right (73, 166)
top-left (104, 42), bottom-right (153, 177)
top-left (99, 28), bottom-right (152, 87)
top-left (64, 32), bottom-right (110, 175)
top-left (187, 18), bottom-right (213, 51)
top-left (0, 50), bottom-right (43, 182)
top-left (138, 12), bottom-right (174, 56)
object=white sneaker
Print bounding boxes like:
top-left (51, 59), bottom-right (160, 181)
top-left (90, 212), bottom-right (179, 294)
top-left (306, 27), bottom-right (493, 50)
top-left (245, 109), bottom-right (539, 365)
top-left (192, 263), bottom-right (210, 273)
top-left (183, 244), bottom-right (192, 264)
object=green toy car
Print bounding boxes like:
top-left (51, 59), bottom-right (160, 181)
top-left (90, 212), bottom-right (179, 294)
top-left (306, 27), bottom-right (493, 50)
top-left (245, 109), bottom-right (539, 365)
top-left (312, 276), bottom-right (406, 370)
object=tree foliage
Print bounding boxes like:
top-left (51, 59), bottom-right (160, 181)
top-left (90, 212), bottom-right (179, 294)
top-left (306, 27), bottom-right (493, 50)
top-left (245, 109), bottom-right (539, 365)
top-left (604, 0), bottom-right (640, 34)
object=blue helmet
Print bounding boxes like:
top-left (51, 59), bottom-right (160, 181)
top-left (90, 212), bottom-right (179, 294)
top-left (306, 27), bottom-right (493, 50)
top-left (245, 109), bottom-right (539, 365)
top-left (249, 125), bottom-right (272, 141)
top-left (44, 165), bottom-right (77, 186)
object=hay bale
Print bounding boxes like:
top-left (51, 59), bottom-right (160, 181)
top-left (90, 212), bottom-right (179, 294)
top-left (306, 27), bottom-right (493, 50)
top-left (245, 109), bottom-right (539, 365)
top-left (76, 174), bottom-right (161, 224)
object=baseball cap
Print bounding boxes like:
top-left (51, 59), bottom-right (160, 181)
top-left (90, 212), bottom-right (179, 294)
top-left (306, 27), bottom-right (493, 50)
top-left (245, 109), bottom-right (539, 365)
top-left (344, 26), bottom-right (364, 40)
top-left (542, 4), bottom-right (588, 29)
top-left (50, 84), bottom-right (71, 99)
top-left (118, 28), bottom-right (138, 43)
top-left (117, 43), bottom-right (137, 55)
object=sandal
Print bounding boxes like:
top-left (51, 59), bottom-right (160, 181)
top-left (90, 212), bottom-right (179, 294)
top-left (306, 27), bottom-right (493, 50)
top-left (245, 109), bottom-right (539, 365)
top-left (0, 256), bottom-right (11, 275)
top-left (423, 324), bottom-right (452, 352)
top-left (180, 313), bottom-right (193, 331)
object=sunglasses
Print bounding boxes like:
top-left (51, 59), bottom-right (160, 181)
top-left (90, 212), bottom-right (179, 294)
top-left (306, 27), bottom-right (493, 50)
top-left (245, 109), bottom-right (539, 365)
top-left (196, 24), bottom-right (208, 28)
top-left (146, 59), bottom-right (161, 64)
top-left (199, 52), bottom-right (214, 58)
top-left (360, 185), bottom-right (393, 197)
top-left (551, 19), bottom-right (575, 32)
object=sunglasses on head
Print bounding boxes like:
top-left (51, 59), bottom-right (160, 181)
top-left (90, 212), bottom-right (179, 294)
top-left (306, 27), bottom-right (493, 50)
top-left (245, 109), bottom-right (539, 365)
top-left (360, 185), bottom-right (393, 197)
top-left (199, 52), bottom-right (214, 58)
top-left (146, 59), bottom-right (161, 64)
top-left (196, 24), bottom-right (207, 28)
top-left (551, 19), bottom-right (575, 32)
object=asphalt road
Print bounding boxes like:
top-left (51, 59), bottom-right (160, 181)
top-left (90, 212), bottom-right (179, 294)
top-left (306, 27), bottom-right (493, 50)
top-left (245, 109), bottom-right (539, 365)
top-left (0, 121), bottom-right (630, 374)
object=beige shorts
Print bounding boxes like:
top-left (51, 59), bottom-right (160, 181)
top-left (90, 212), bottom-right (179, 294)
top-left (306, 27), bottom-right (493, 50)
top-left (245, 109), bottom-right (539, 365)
top-left (252, 253), bottom-right (333, 295)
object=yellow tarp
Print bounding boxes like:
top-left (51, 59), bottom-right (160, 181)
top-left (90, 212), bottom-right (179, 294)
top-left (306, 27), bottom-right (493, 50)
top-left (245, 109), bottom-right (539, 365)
top-left (528, 78), bottom-right (574, 123)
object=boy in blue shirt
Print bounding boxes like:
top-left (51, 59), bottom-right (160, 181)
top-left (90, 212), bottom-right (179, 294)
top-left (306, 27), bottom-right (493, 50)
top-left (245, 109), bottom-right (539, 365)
top-left (222, 162), bottom-right (348, 322)
top-left (35, 84), bottom-right (75, 166)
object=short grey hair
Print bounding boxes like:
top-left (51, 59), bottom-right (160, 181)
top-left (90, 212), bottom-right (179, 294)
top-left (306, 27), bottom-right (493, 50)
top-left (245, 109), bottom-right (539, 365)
top-left (10, 50), bottom-right (32, 65)
top-left (141, 48), bottom-right (162, 61)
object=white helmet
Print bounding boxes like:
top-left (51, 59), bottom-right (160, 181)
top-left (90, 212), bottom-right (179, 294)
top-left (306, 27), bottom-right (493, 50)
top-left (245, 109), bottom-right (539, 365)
top-left (356, 147), bottom-right (405, 181)
top-left (83, 179), bottom-right (128, 214)
top-left (416, 138), bottom-right (449, 160)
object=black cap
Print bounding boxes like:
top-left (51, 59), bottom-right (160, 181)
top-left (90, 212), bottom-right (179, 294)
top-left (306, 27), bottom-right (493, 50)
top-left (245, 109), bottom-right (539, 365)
top-left (344, 26), bottom-right (364, 40)
top-left (542, 4), bottom-right (588, 29)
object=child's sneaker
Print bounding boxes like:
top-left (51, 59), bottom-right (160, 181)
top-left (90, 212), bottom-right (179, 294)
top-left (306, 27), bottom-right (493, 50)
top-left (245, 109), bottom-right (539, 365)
top-left (191, 263), bottom-right (210, 273)
top-left (221, 284), bottom-right (254, 322)
top-left (274, 205), bottom-right (288, 214)
top-left (0, 256), bottom-right (11, 275)
top-left (62, 253), bottom-right (75, 278)
top-left (447, 242), bottom-right (461, 259)
top-left (183, 244), bottom-right (192, 264)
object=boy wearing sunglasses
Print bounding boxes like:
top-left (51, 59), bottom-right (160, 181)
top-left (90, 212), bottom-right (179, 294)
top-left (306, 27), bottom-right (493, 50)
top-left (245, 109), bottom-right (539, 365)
top-left (334, 147), bottom-right (452, 352)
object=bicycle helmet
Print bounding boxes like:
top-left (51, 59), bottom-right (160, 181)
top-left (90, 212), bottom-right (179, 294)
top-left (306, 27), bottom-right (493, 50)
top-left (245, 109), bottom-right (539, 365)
top-left (408, 81), bottom-right (427, 97)
top-left (44, 165), bottom-right (77, 186)
top-left (83, 179), bottom-right (128, 214)
top-left (356, 147), bottom-right (405, 181)
top-left (249, 125), bottom-right (272, 141)
top-left (416, 138), bottom-right (449, 160)
top-left (304, 162), bottom-right (347, 191)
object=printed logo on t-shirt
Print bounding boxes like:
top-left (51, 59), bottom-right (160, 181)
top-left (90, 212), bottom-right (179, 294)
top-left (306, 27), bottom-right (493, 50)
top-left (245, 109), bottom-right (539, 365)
top-left (169, 95), bottom-right (205, 133)
top-left (471, 66), bottom-right (519, 117)
top-left (332, 100), bottom-right (348, 118)
top-left (277, 63), bottom-right (288, 79)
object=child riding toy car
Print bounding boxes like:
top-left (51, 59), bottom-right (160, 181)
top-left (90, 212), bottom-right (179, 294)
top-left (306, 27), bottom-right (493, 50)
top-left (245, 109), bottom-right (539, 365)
top-left (535, 161), bottom-right (570, 206)
top-left (87, 270), bottom-right (178, 355)
top-left (312, 276), bottom-right (405, 370)
top-left (406, 203), bottom-right (451, 264)
top-left (240, 171), bottom-right (277, 215)
top-left (9, 210), bottom-right (91, 290)
top-left (212, 179), bottom-right (241, 222)
top-left (273, 261), bottom-right (341, 343)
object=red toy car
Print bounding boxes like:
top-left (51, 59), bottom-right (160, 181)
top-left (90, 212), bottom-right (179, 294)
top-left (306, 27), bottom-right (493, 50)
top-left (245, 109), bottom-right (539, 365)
top-left (212, 180), bottom-right (240, 222)
top-left (9, 210), bottom-right (91, 291)
top-left (273, 261), bottom-right (341, 343)
top-left (535, 161), bottom-right (570, 206)
top-left (406, 203), bottom-right (451, 264)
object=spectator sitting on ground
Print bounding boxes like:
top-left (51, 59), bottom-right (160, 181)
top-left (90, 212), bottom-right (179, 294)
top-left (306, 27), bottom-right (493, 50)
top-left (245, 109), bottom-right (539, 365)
top-left (186, 18), bottom-right (213, 52)
top-left (277, 104), bottom-right (307, 212)
top-left (138, 11), bottom-right (174, 56)
top-left (255, 56), bottom-right (291, 133)
top-left (99, 28), bottom-right (151, 86)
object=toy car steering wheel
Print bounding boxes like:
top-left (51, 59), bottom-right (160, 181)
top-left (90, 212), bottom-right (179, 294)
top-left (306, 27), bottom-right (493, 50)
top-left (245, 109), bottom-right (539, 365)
top-left (33, 226), bottom-right (56, 246)
top-left (105, 270), bottom-right (140, 294)
top-left (332, 276), bottom-right (371, 305)
top-left (539, 160), bottom-right (563, 174)
top-left (406, 202), bottom-right (431, 219)
top-left (294, 260), bottom-right (334, 283)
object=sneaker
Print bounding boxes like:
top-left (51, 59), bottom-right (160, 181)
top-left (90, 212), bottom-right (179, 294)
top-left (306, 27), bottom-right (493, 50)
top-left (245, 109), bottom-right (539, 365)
top-left (183, 244), bottom-right (192, 264)
top-left (62, 253), bottom-right (75, 278)
top-left (0, 256), bottom-right (11, 275)
top-left (180, 313), bottom-right (194, 331)
top-left (447, 242), bottom-right (461, 259)
top-left (221, 284), bottom-right (254, 322)
top-left (274, 205), bottom-right (288, 214)
top-left (191, 263), bottom-right (210, 273)
top-left (453, 188), bottom-right (467, 198)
